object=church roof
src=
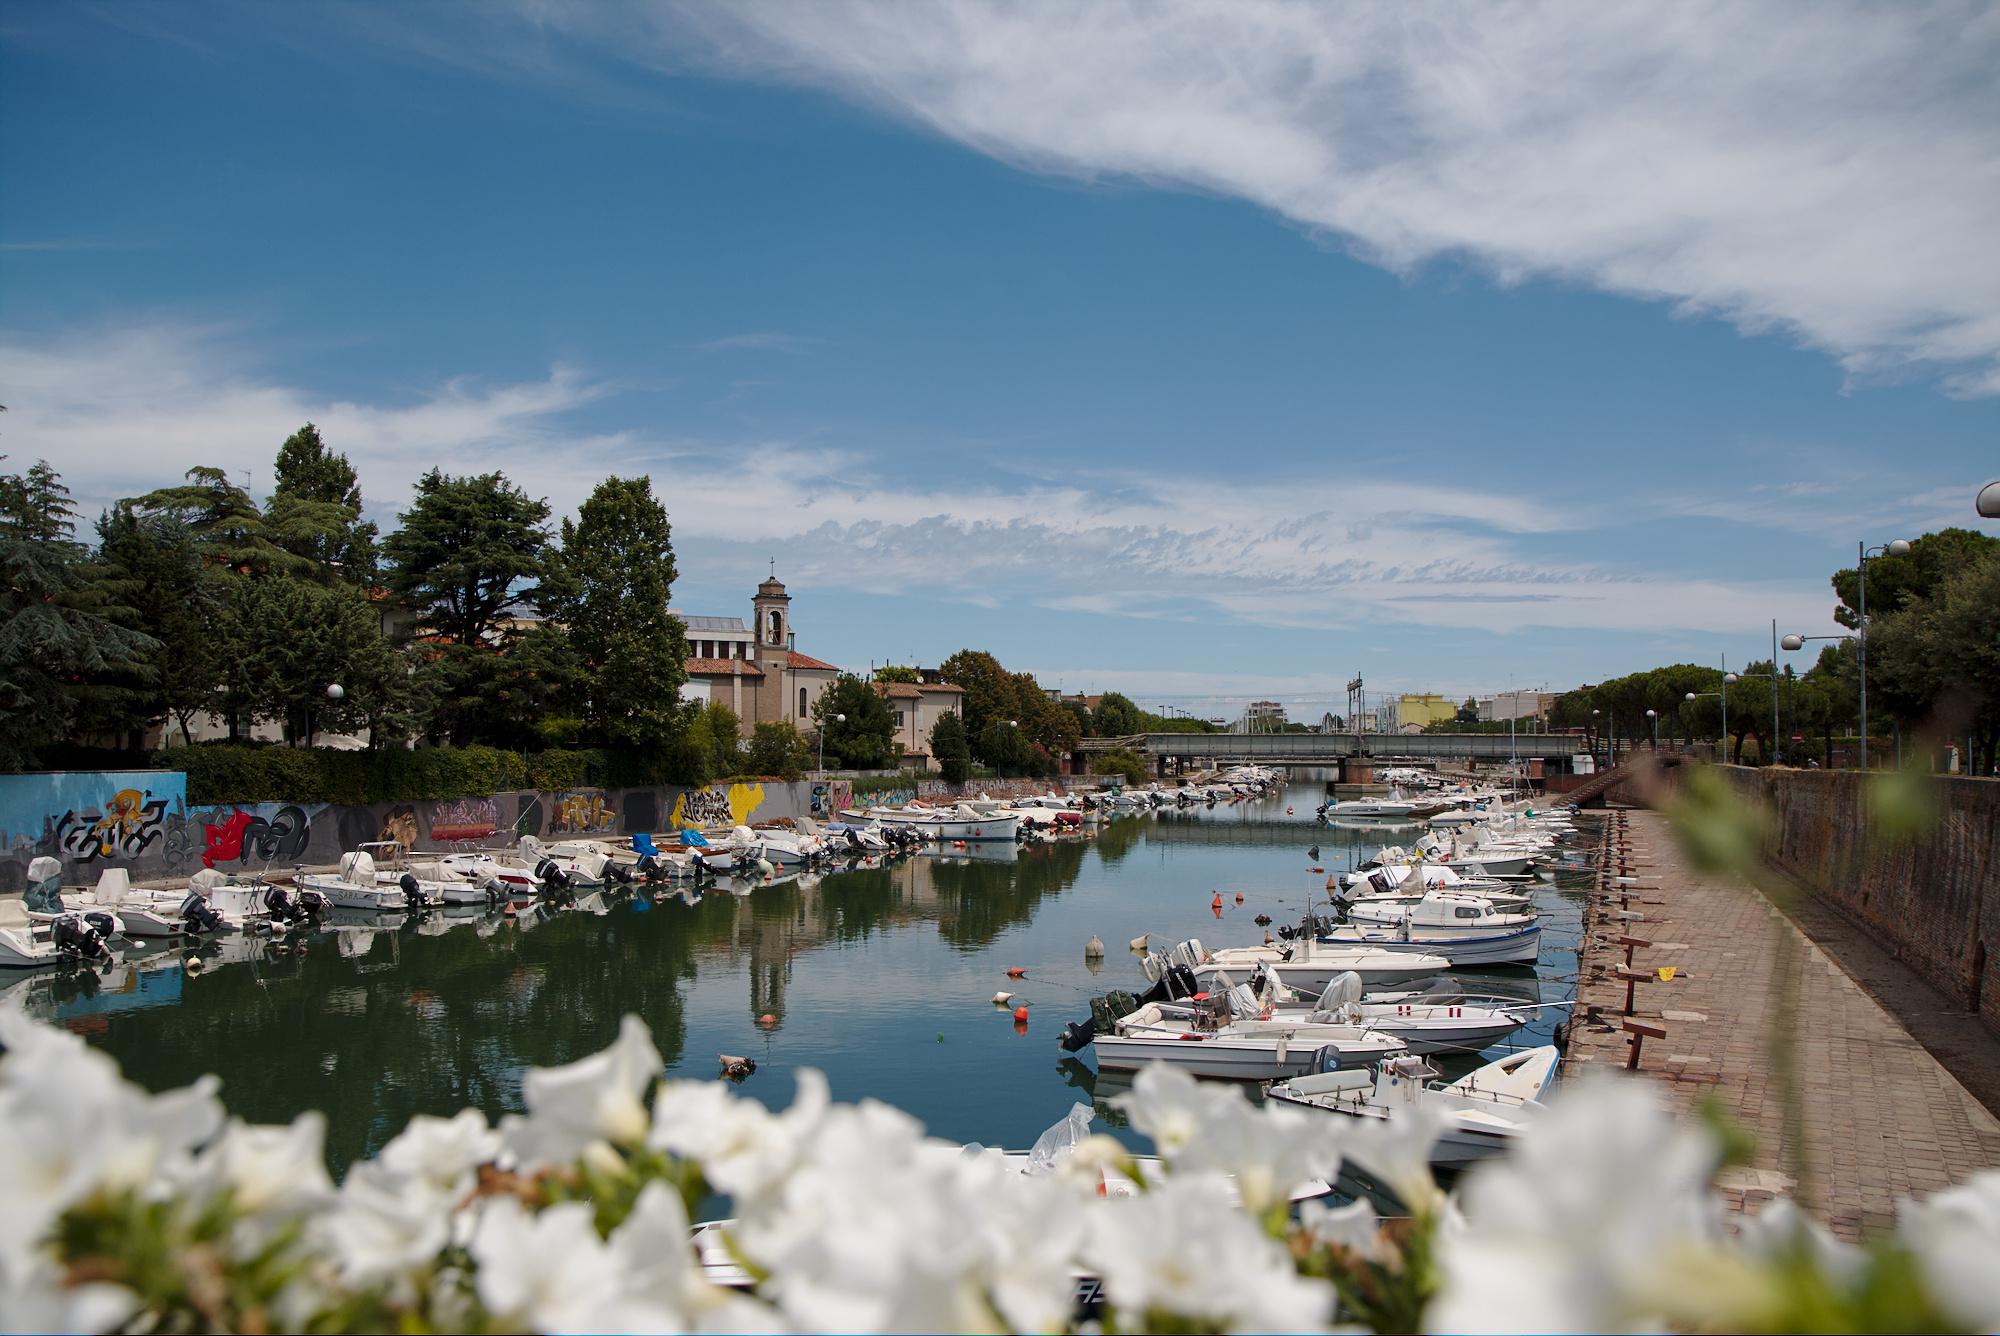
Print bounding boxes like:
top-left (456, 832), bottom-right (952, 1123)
top-left (686, 658), bottom-right (765, 678)
top-left (787, 650), bottom-right (841, 672)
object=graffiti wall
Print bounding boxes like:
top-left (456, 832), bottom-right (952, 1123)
top-left (0, 771), bottom-right (1079, 888)
top-left (0, 772), bottom-right (187, 874)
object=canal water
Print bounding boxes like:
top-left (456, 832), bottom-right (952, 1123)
top-left (8, 780), bottom-right (1583, 1177)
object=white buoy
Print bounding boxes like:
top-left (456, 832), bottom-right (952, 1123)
top-left (1084, 933), bottom-right (1105, 959)
top-left (1128, 933), bottom-right (1149, 952)
top-left (993, 991), bottom-right (1015, 1006)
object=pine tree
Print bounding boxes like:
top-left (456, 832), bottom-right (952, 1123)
top-left (266, 423), bottom-right (379, 581)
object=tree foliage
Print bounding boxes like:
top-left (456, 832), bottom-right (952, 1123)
top-left (928, 709), bottom-right (971, 784)
top-left (0, 460), bottom-right (156, 767)
top-left (873, 664), bottom-right (920, 684)
top-left (811, 674), bottom-right (898, 769)
top-left (549, 476), bottom-right (691, 752)
top-left (688, 701), bottom-right (743, 778)
top-left (745, 720), bottom-right (812, 780)
top-left (1830, 527), bottom-right (1999, 630)
top-left (266, 423), bottom-right (378, 581)
top-left (383, 469), bottom-right (554, 646)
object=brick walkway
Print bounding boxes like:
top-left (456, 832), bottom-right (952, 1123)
top-left (1565, 809), bottom-right (2000, 1240)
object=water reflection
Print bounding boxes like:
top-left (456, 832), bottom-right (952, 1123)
top-left (16, 782), bottom-right (1582, 1177)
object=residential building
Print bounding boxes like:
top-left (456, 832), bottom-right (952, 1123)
top-left (873, 676), bottom-right (967, 771)
top-left (1396, 693), bottom-right (1457, 729)
top-left (676, 575), bottom-right (842, 740)
top-left (1479, 690), bottom-right (1557, 724)
top-left (1242, 700), bottom-right (1287, 732)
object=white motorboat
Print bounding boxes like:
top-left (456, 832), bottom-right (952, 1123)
top-left (1340, 863), bottom-right (1533, 911)
top-left (297, 851), bottom-right (437, 912)
top-left (1087, 978), bottom-right (1408, 1080)
top-left (516, 836), bottom-right (612, 889)
top-left (1267, 1047), bottom-right (1560, 1170)
top-left (22, 858), bottom-right (142, 939)
top-left (1190, 935), bottom-right (1455, 989)
top-left (1329, 799), bottom-right (1420, 820)
top-left (870, 808), bottom-right (1023, 842)
top-left (1317, 919), bottom-right (1542, 968)
top-left (0, 898), bottom-right (69, 969)
top-left (1250, 969), bottom-right (1528, 1057)
top-left (1339, 891), bottom-right (1540, 936)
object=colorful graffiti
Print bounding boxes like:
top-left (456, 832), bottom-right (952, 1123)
top-left (809, 780), bottom-right (854, 817)
top-left (552, 790), bottom-right (616, 834)
top-left (379, 805), bottom-right (419, 849)
top-left (429, 797), bottom-right (499, 843)
top-left (0, 772), bottom-right (188, 873)
top-left (198, 804), bottom-right (314, 868)
top-left (53, 788), bottom-right (170, 863)
top-left (667, 782), bottom-right (765, 830)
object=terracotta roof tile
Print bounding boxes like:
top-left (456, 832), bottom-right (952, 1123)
top-left (786, 650), bottom-right (842, 672)
top-left (685, 658), bottom-right (765, 677)
top-left (875, 682), bottom-right (922, 698)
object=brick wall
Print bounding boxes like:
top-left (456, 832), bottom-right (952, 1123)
top-left (1723, 768), bottom-right (2000, 1034)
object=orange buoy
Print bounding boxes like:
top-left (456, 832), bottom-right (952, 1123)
top-left (1012, 1005), bottom-right (1029, 1022)
top-left (756, 1013), bottom-right (778, 1029)
top-left (1234, 892), bottom-right (1245, 903)
top-left (1211, 893), bottom-right (1223, 909)
top-left (1310, 866), bottom-right (1324, 873)
top-left (1006, 967), bottom-right (1028, 978)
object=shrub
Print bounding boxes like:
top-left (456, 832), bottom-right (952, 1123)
top-left (1090, 747), bottom-right (1149, 787)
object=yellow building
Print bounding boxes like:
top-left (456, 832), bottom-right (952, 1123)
top-left (1396, 693), bottom-right (1458, 729)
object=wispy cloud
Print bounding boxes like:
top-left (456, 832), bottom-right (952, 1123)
top-left (499, 1), bottom-right (2000, 397)
top-left (0, 318), bottom-right (1840, 644)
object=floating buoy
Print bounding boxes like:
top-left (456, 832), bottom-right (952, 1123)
top-left (1307, 845), bottom-right (1320, 861)
top-left (1006, 967), bottom-right (1028, 978)
top-left (1254, 913), bottom-right (1272, 926)
top-left (1234, 892), bottom-right (1245, 903)
top-left (1286, 806), bottom-right (1294, 815)
top-left (993, 991), bottom-right (1016, 1006)
top-left (1085, 934), bottom-right (1105, 959)
top-left (183, 954), bottom-right (204, 976)
top-left (1310, 866), bottom-right (1324, 874)
top-left (756, 1013), bottom-right (778, 1029)
top-left (1012, 1005), bottom-right (1029, 1022)
top-left (1211, 893), bottom-right (1223, 910)
top-left (1129, 933), bottom-right (1149, 952)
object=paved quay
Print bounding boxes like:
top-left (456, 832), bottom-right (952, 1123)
top-left (1565, 808), bottom-right (2000, 1240)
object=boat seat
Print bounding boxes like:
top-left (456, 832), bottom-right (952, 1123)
top-left (0, 898), bottom-right (31, 930)
top-left (1282, 1069), bottom-right (1372, 1096)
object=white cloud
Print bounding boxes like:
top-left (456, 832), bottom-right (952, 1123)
top-left (522, 0), bottom-right (2000, 396)
top-left (0, 319), bottom-right (1838, 645)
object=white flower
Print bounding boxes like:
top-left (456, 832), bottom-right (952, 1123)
top-left (1329, 1101), bottom-right (1446, 1217)
top-left (1117, 1062), bottom-right (1340, 1215)
top-left (608, 1182), bottom-right (783, 1333)
top-left (1089, 1174), bottom-right (1336, 1332)
top-left (0, 1257), bottom-right (137, 1336)
top-left (1429, 1073), bottom-right (1722, 1334)
top-left (650, 1068), bottom-right (828, 1201)
top-left (1299, 1197), bottom-right (1385, 1262)
top-left (0, 1002), bottom-right (222, 1281)
top-left (470, 1197), bottom-right (682, 1333)
top-left (1896, 1170), bottom-right (2000, 1331)
top-left (377, 1108), bottom-right (498, 1191)
top-left (500, 1014), bottom-right (662, 1167)
top-left (317, 1166), bottom-right (455, 1287)
top-left (188, 1114), bottom-right (334, 1218)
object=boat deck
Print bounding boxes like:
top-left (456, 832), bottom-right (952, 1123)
top-left (1565, 808), bottom-right (2000, 1240)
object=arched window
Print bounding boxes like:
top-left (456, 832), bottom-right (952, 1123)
top-left (768, 610), bottom-right (782, 643)
top-left (799, 687), bottom-right (808, 718)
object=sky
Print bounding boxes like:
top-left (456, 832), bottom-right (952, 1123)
top-left (4, 1), bottom-right (1997, 724)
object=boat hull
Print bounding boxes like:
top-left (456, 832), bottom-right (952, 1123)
top-left (1091, 1034), bottom-right (1399, 1081)
top-left (1319, 925), bottom-right (1542, 967)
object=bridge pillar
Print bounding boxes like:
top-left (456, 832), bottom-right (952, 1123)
top-left (1340, 756), bottom-right (1375, 785)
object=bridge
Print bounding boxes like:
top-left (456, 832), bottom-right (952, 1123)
top-left (1083, 732), bottom-right (1589, 767)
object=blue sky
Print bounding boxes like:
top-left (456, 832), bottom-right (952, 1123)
top-left (4, 2), bottom-right (1996, 722)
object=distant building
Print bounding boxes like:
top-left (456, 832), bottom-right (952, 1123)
top-left (1242, 700), bottom-right (1287, 732)
top-left (1396, 693), bottom-right (1457, 729)
top-left (676, 575), bottom-right (841, 739)
top-left (874, 675), bottom-right (966, 772)
top-left (1479, 691), bottom-right (1557, 724)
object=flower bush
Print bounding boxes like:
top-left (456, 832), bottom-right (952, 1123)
top-left (3, 1004), bottom-right (1995, 1334)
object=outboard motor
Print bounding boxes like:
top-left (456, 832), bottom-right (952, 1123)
top-left (634, 854), bottom-right (664, 886)
top-left (81, 910), bottom-right (119, 939)
top-left (536, 860), bottom-right (574, 907)
top-left (179, 893), bottom-right (228, 936)
top-left (263, 883), bottom-right (308, 927)
top-left (52, 915), bottom-right (109, 962)
top-left (24, 858), bottom-right (65, 915)
top-left (481, 876), bottom-right (507, 907)
top-left (397, 872), bottom-right (431, 910)
top-left (296, 888), bottom-right (330, 918)
top-left (1057, 1018), bottom-right (1095, 1053)
top-left (603, 861), bottom-right (633, 887)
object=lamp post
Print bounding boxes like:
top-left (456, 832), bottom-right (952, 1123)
top-left (1646, 708), bottom-right (1657, 750)
top-left (1979, 482), bottom-right (2000, 519)
top-left (817, 713), bottom-right (845, 776)
top-left (1685, 686), bottom-right (1728, 761)
top-left (1002, 719), bottom-right (1018, 780)
top-left (1853, 538), bottom-right (1910, 769)
top-left (1591, 708), bottom-right (1601, 768)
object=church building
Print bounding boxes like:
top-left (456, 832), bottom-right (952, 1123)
top-left (677, 575), bottom-right (842, 740)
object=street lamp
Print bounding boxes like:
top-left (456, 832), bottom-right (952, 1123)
top-left (1980, 482), bottom-right (2000, 519)
top-left (1591, 708), bottom-right (1602, 767)
top-left (1685, 685), bottom-right (1728, 760)
top-left (817, 713), bottom-right (845, 776)
top-left (1776, 535), bottom-right (1908, 770)
top-left (1002, 719), bottom-right (1019, 780)
top-left (1646, 708), bottom-right (1657, 750)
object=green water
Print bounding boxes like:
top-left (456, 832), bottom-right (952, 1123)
top-left (9, 782), bottom-right (1583, 1175)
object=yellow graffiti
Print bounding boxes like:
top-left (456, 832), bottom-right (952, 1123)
top-left (91, 790), bottom-right (152, 856)
top-left (554, 792), bottom-right (615, 833)
top-left (667, 782), bottom-right (766, 830)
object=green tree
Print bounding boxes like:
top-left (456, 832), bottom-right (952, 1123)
top-left (929, 709), bottom-right (972, 784)
top-left (1059, 698), bottom-right (1092, 739)
top-left (88, 503), bottom-right (221, 747)
top-left (223, 577), bottom-right (394, 744)
top-left (980, 717), bottom-right (1032, 776)
top-left (1092, 692), bottom-right (1142, 737)
top-left (382, 469), bottom-right (555, 646)
top-left (939, 649), bottom-right (1013, 745)
top-left (1831, 527), bottom-right (2000, 630)
top-left (873, 664), bottom-right (920, 684)
top-left (266, 423), bottom-right (379, 582)
top-left (745, 720), bottom-right (812, 780)
top-left (1091, 746), bottom-right (1148, 786)
top-left (549, 476), bottom-right (692, 751)
top-left (688, 701), bottom-right (744, 777)
top-left (812, 674), bottom-right (898, 769)
top-left (136, 466), bottom-right (304, 579)
top-left (1455, 696), bottom-right (1480, 724)
top-left (0, 460), bottom-right (156, 766)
